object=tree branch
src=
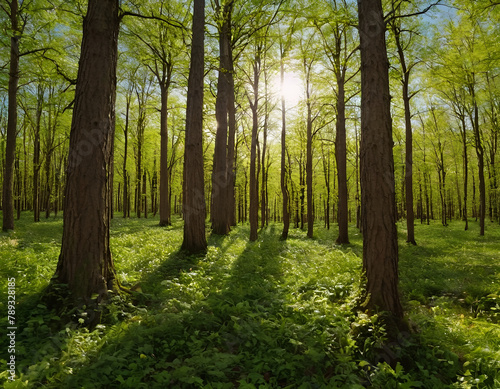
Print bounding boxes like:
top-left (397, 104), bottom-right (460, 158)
top-left (120, 10), bottom-right (187, 31)
top-left (385, 0), bottom-right (442, 25)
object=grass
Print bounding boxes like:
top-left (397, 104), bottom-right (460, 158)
top-left (0, 213), bottom-right (499, 388)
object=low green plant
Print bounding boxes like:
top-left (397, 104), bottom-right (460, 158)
top-left (0, 214), bottom-right (499, 387)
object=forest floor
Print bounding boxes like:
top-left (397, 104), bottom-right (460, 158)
top-left (0, 213), bottom-right (499, 388)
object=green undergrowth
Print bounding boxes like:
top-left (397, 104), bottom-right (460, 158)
top-left (0, 213), bottom-right (499, 388)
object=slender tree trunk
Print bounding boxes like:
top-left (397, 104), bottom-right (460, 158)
top-left (335, 79), bottom-right (349, 244)
top-left (402, 77), bottom-right (416, 243)
top-left (211, 3), bottom-right (233, 235)
top-left (249, 49), bottom-right (261, 242)
top-left (355, 123), bottom-right (361, 230)
top-left (142, 169), bottom-right (147, 218)
top-left (15, 149), bottom-right (21, 219)
top-left (472, 94), bottom-right (485, 235)
top-left (249, 105), bottom-right (259, 241)
top-left (181, 0), bottom-right (207, 253)
top-left (2, 0), bottom-right (19, 231)
top-left (226, 43), bottom-right (237, 228)
top-left (280, 50), bottom-right (290, 240)
top-left (122, 94), bottom-right (130, 218)
top-left (299, 155), bottom-right (305, 229)
top-left (261, 79), bottom-right (268, 229)
top-left (159, 82), bottom-right (171, 226)
top-left (53, 0), bottom-right (120, 306)
top-left (321, 143), bottom-right (331, 231)
top-left (305, 82), bottom-right (314, 239)
top-left (33, 85), bottom-right (43, 222)
top-left (358, 0), bottom-right (403, 324)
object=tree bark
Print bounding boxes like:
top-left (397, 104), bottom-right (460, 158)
top-left (358, 0), bottom-right (403, 323)
top-left (33, 84), bottom-right (43, 223)
top-left (181, 0), bottom-right (207, 253)
top-left (159, 81), bottom-right (172, 226)
top-left (335, 80), bottom-right (349, 244)
top-left (304, 60), bottom-right (314, 238)
top-left (249, 54), bottom-right (260, 242)
top-left (53, 0), bottom-right (120, 306)
top-left (211, 2), bottom-right (233, 235)
top-left (3, 0), bottom-right (19, 231)
top-left (402, 63), bottom-right (416, 244)
top-left (226, 42), bottom-right (237, 228)
top-left (471, 84), bottom-right (485, 235)
top-left (280, 50), bottom-right (290, 240)
top-left (122, 90), bottom-right (131, 218)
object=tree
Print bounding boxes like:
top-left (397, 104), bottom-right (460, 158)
top-left (247, 43), bottom-right (262, 242)
top-left (52, 0), bottom-right (120, 308)
top-left (298, 29), bottom-right (332, 239)
top-left (358, 0), bottom-right (404, 325)
top-left (315, 0), bottom-right (359, 244)
top-left (211, 0), bottom-right (235, 235)
top-left (124, 1), bottom-right (187, 226)
top-left (181, 0), bottom-right (207, 253)
top-left (2, 0), bottom-right (21, 231)
top-left (387, 1), bottom-right (422, 245)
top-left (279, 38), bottom-right (291, 239)
top-left (430, 2), bottom-right (492, 235)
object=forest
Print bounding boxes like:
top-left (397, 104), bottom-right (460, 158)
top-left (0, 0), bottom-right (499, 387)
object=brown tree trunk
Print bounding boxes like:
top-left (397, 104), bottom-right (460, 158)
top-left (142, 169), bottom-right (147, 219)
top-left (181, 0), bottom-right (207, 253)
top-left (299, 154), bottom-right (305, 230)
top-left (321, 143), bottom-right (331, 230)
top-left (402, 73), bottom-right (416, 243)
top-left (226, 43), bottom-right (237, 228)
top-left (390, 7), bottom-right (416, 244)
top-left (122, 91), bottom-right (130, 218)
top-left (2, 0), bottom-right (19, 231)
top-left (159, 71), bottom-right (172, 226)
top-left (306, 102), bottom-right (313, 238)
top-left (280, 53), bottom-right (290, 239)
top-left (134, 82), bottom-right (148, 218)
top-left (53, 0), bottom-right (120, 306)
top-left (358, 0), bottom-right (403, 324)
top-left (211, 2), bottom-right (233, 235)
top-left (33, 84), bottom-right (43, 223)
top-left (249, 52), bottom-right (260, 242)
top-left (335, 80), bottom-right (349, 244)
top-left (261, 76), bottom-right (269, 229)
top-left (305, 66), bottom-right (314, 238)
top-left (471, 90), bottom-right (485, 236)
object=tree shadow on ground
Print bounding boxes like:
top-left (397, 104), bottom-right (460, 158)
top-left (5, 218), bottom-right (498, 387)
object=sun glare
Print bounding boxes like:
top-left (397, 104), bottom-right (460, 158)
top-left (273, 71), bottom-right (303, 108)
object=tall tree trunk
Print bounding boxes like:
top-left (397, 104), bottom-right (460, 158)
top-left (2, 0), bottom-right (19, 231)
top-left (211, 3), bottom-right (233, 235)
top-left (226, 43), bottom-right (237, 228)
top-left (261, 74), bottom-right (269, 229)
top-left (471, 85), bottom-right (485, 235)
top-left (53, 0), bottom-right (120, 306)
top-left (181, 0), bottom-right (207, 253)
top-left (280, 50), bottom-right (290, 240)
top-left (33, 84), bottom-right (43, 222)
top-left (299, 155), bottom-right (305, 230)
top-left (335, 79), bottom-right (349, 244)
top-left (142, 168), bottom-right (147, 219)
top-left (159, 82), bottom-right (171, 226)
top-left (122, 92), bottom-right (130, 218)
top-left (390, 7), bottom-right (416, 244)
top-left (358, 0), bottom-right (403, 324)
top-left (305, 66), bottom-right (314, 238)
top-left (321, 143), bottom-right (331, 230)
top-left (249, 52), bottom-right (260, 242)
top-left (402, 74), bottom-right (416, 243)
